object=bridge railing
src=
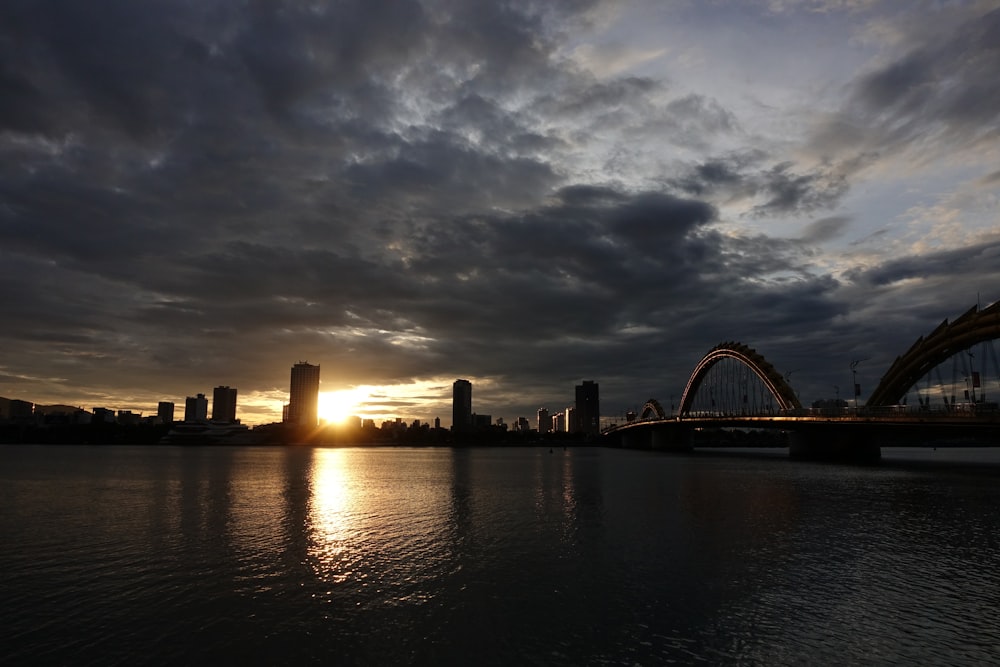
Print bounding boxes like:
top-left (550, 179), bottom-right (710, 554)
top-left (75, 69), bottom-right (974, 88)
top-left (601, 401), bottom-right (1000, 432)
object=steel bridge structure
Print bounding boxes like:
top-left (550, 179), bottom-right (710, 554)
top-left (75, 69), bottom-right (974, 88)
top-left (604, 302), bottom-right (1000, 461)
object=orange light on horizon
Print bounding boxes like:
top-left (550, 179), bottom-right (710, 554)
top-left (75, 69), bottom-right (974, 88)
top-left (318, 387), bottom-right (371, 424)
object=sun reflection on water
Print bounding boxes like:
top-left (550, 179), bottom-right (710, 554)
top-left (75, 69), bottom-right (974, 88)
top-left (307, 449), bottom-right (358, 584)
top-left (304, 448), bottom-right (460, 605)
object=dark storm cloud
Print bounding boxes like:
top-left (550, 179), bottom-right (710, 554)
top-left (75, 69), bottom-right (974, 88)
top-left (846, 238), bottom-right (1000, 290)
top-left (670, 153), bottom-right (850, 216)
top-left (669, 155), bottom-right (756, 197)
top-left (343, 130), bottom-right (560, 210)
top-left (359, 186), bottom-right (845, 399)
top-left (751, 162), bottom-right (849, 216)
top-left (816, 6), bottom-right (1000, 159)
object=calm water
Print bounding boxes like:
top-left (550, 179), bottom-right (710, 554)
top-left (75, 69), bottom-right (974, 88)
top-left (3, 445), bottom-right (1000, 665)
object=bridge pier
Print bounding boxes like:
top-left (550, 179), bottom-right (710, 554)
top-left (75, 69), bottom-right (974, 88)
top-left (788, 428), bottom-right (881, 463)
top-left (650, 424), bottom-right (693, 452)
top-left (611, 424), bottom-right (693, 451)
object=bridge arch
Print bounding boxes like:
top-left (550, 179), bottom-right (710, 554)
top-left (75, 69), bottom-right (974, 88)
top-left (678, 342), bottom-right (802, 416)
top-left (868, 301), bottom-right (1000, 407)
top-left (639, 399), bottom-right (667, 421)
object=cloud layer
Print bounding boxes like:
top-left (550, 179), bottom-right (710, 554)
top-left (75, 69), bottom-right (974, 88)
top-left (2, 0), bottom-right (999, 424)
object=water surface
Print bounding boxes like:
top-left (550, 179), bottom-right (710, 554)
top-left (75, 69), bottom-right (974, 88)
top-left (2, 445), bottom-right (999, 665)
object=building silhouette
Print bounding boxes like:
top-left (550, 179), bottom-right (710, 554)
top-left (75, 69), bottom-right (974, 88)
top-left (552, 411), bottom-right (565, 432)
top-left (287, 362), bottom-right (320, 427)
top-left (157, 401), bottom-right (175, 424)
top-left (212, 386), bottom-right (237, 423)
top-left (184, 393), bottom-right (208, 422)
top-left (452, 379), bottom-right (472, 431)
top-left (537, 407), bottom-right (550, 434)
top-left (575, 380), bottom-right (600, 435)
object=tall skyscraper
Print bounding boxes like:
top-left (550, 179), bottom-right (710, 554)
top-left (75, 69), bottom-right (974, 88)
top-left (537, 407), bottom-right (550, 434)
top-left (575, 380), bottom-right (600, 435)
top-left (212, 386), bottom-right (238, 422)
top-left (452, 379), bottom-right (472, 431)
top-left (553, 411), bottom-right (565, 432)
top-left (287, 362), bottom-right (320, 427)
top-left (184, 393), bottom-right (208, 422)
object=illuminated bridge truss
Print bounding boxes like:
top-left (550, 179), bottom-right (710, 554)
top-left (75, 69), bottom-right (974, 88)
top-left (678, 342), bottom-right (802, 417)
top-left (639, 399), bottom-right (667, 421)
top-left (869, 302), bottom-right (1000, 410)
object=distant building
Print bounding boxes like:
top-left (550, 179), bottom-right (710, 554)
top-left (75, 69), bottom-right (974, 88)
top-left (212, 386), bottom-right (238, 423)
top-left (473, 413), bottom-right (491, 429)
top-left (516, 417), bottom-right (530, 432)
top-left (575, 380), bottom-right (600, 435)
top-left (452, 379), bottom-right (472, 431)
top-left (565, 406), bottom-right (576, 433)
top-left (537, 407), bottom-right (550, 434)
top-left (287, 362), bottom-right (320, 427)
top-left (7, 399), bottom-right (34, 422)
top-left (157, 401), bottom-right (175, 425)
top-left (117, 410), bottom-right (141, 426)
top-left (552, 411), bottom-right (565, 432)
top-left (184, 393), bottom-right (208, 422)
top-left (92, 407), bottom-right (116, 423)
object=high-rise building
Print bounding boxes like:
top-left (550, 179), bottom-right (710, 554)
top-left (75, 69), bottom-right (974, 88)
top-left (537, 407), bottom-right (550, 434)
top-left (575, 380), bottom-right (600, 435)
top-left (287, 362), bottom-right (320, 427)
top-left (212, 386), bottom-right (238, 423)
top-left (552, 411), bottom-right (565, 432)
top-left (184, 393), bottom-right (208, 422)
top-left (452, 379), bottom-right (472, 431)
top-left (157, 401), bottom-right (175, 424)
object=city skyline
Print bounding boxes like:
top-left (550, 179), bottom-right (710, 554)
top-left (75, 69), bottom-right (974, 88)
top-left (0, 371), bottom-right (606, 431)
top-left (2, 3), bottom-right (999, 426)
top-left (0, 362), bottom-right (608, 435)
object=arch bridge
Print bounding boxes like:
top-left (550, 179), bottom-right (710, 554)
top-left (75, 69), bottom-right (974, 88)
top-left (867, 301), bottom-right (1000, 407)
top-left (606, 302), bottom-right (1000, 459)
top-left (677, 342), bottom-right (801, 416)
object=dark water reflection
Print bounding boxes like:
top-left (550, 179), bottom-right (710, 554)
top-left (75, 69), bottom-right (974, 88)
top-left (2, 445), bottom-right (1000, 665)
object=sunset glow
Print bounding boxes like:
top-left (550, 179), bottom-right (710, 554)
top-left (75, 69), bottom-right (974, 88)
top-left (318, 388), bottom-right (370, 424)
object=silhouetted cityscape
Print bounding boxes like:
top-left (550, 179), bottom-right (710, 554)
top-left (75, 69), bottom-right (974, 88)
top-left (0, 362), bottom-right (603, 446)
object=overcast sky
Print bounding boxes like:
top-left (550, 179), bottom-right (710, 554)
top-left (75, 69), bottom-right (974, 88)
top-left (2, 0), bottom-right (999, 426)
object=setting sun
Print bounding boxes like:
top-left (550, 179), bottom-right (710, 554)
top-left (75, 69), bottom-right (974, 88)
top-left (318, 388), bottom-right (369, 424)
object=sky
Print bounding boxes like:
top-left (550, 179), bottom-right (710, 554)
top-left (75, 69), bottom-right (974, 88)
top-left (2, 0), bottom-right (1000, 426)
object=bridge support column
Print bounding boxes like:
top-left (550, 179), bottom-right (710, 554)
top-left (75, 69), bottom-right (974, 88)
top-left (650, 425), bottom-right (693, 452)
top-left (618, 431), bottom-right (635, 449)
top-left (788, 429), bottom-right (881, 463)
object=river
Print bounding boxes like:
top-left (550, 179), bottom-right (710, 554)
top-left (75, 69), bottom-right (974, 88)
top-left (2, 444), bottom-right (999, 665)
